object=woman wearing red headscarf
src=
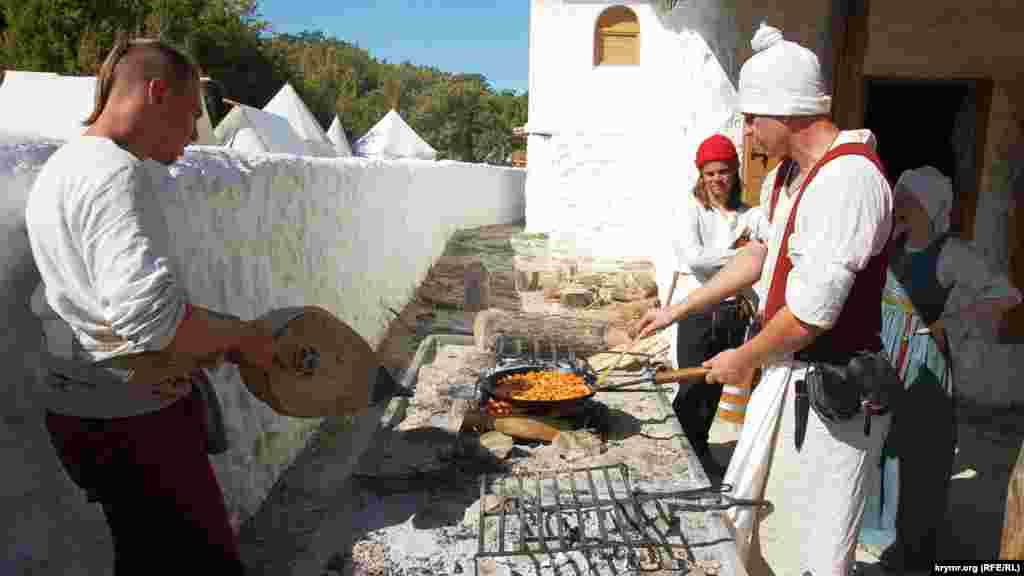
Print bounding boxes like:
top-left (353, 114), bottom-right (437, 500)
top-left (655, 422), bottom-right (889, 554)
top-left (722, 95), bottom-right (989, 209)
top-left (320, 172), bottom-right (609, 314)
top-left (665, 133), bottom-right (768, 478)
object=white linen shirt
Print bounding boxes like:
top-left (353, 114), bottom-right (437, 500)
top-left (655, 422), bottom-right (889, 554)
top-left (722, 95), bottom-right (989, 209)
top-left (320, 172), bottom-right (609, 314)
top-left (664, 192), bottom-right (769, 369)
top-left (755, 130), bottom-right (893, 329)
top-left (25, 136), bottom-right (188, 418)
top-left (671, 192), bottom-right (770, 300)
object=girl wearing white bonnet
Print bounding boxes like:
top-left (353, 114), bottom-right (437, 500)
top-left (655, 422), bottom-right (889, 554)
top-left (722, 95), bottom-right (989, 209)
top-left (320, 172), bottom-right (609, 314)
top-left (860, 166), bottom-right (1021, 569)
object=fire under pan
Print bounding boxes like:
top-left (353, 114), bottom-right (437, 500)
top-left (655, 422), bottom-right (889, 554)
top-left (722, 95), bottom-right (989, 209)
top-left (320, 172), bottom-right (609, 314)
top-left (473, 463), bottom-right (770, 575)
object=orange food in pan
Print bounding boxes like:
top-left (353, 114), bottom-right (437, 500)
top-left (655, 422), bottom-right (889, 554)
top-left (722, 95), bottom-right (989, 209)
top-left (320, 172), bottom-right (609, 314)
top-left (495, 371), bottom-right (591, 402)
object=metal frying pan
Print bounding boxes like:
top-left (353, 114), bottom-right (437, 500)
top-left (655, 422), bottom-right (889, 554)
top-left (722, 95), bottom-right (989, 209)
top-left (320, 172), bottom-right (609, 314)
top-left (478, 362), bottom-right (598, 410)
top-left (479, 361), bottom-right (712, 410)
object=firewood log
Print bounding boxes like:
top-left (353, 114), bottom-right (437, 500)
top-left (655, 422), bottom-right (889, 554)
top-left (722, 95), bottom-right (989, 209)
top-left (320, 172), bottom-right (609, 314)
top-left (416, 256), bottom-right (518, 310)
top-left (473, 308), bottom-right (618, 357)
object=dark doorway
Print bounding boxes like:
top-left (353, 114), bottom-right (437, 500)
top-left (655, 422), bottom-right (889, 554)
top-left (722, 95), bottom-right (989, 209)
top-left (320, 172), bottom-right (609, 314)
top-left (863, 79), bottom-right (974, 235)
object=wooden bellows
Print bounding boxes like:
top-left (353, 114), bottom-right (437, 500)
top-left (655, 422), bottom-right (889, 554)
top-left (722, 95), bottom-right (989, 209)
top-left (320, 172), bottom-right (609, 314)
top-left (102, 306), bottom-right (404, 418)
top-left (238, 306), bottom-right (383, 418)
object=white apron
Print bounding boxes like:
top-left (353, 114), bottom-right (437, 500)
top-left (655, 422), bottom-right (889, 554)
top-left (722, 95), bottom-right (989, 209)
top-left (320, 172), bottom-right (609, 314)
top-left (725, 130), bottom-right (893, 575)
top-left (724, 361), bottom-right (889, 576)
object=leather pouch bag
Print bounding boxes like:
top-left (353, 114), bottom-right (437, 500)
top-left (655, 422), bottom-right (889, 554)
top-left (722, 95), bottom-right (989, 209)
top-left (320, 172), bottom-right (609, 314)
top-left (807, 351), bottom-right (903, 430)
top-left (794, 351), bottom-right (903, 450)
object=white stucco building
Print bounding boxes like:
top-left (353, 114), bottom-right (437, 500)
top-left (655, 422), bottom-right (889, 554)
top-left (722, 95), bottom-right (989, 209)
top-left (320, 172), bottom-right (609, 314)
top-left (524, 0), bottom-right (744, 278)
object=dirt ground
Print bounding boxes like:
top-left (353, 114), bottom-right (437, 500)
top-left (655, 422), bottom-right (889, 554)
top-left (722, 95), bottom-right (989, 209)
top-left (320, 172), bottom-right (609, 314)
top-left (373, 219), bottom-right (659, 380)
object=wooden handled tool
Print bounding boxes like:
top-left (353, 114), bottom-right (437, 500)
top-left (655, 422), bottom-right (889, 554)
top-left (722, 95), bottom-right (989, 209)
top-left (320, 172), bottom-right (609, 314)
top-left (653, 367), bottom-right (711, 385)
top-left (664, 271), bottom-right (680, 310)
top-left (238, 306), bottom-right (398, 418)
top-left (101, 306), bottom-right (410, 418)
top-left (594, 335), bottom-right (642, 388)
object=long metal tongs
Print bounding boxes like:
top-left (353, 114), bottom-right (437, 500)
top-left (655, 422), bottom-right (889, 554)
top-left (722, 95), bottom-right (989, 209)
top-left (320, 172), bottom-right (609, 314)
top-left (593, 364), bottom-right (712, 392)
top-left (632, 484), bottom-right (773, 513)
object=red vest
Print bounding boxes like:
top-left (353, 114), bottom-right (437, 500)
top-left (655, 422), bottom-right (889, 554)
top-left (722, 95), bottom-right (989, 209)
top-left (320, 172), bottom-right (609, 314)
top-left (764, 143), bottom-right (891, 362)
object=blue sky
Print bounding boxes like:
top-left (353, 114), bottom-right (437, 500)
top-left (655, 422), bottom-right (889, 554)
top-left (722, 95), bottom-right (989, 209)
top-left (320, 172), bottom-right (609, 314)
top-left (256, 1), bottom-right (530, 94)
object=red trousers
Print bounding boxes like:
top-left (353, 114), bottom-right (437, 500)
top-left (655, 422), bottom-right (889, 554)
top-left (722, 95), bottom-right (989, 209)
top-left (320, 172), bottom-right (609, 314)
top-left (45, 383), bottom-right (244, 575)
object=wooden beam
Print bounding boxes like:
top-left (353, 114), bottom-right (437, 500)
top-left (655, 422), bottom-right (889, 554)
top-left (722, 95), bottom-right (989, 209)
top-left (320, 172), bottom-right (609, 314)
top-left (1000, 439), bottom-right (1024, 559)
top-left (473, 308), bottom-right (615, 357)
top-left (1002, 138), bottom-right (1024, 341)
top-left (741, 133), bottom-right (780, 207)
top-left (959, 78), bottom-right (994, 241)
top-left (830, 0), bottom-right (871, 130)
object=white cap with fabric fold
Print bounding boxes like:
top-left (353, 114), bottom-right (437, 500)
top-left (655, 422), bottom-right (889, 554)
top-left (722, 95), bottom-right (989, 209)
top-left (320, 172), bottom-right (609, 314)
top-left (738, 23), bottom-right (832, 116)
top-left (896, 166), bottom-right (954, 236)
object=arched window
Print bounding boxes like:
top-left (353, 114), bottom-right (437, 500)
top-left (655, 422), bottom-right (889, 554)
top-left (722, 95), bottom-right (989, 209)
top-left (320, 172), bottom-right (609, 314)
top-left (594, 6), bottom-right (640, 66)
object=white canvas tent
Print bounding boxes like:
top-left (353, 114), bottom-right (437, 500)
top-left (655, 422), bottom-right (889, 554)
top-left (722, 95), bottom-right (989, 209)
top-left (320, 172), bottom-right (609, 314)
top-left (262, 83), bottom-right (336, 158)
top-left (353, 109), bottom-right (437, 160)
top-left (326, 115), bottom-right (353, 157)
top-left (0, 70), bottom-right (217, 145)
top-left (0, 71), bottom-right (95, 141)
top-left (213, 104), bottom-right (309, 157)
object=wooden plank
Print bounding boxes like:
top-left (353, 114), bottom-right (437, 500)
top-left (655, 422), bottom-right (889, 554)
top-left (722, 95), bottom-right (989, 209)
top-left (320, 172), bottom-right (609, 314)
top-left (598, 35), bottom-right (639, 66)
top-left (741, 131), bottom-right (780, 207)
top-left (960, 78), bottom-right (994, 241)
top-left (829, 0), bottom-right (871, 131)
top-left (1003, 183), bottom-right (1024, 341)
top-left (742, 132), bottom-right (759, 206)
top-left (1000, 439), bottom-right (1024, 559)
top-left (595, 6), bottom-right (640, 66)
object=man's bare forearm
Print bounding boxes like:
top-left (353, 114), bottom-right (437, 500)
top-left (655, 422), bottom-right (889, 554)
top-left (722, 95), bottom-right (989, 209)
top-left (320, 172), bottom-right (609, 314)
top-left (733, 306), bottom-right (824, 368)
top-left (163, 305), bottom-right (250, 358)
top-left (670, 242), bottom-right (767, 322)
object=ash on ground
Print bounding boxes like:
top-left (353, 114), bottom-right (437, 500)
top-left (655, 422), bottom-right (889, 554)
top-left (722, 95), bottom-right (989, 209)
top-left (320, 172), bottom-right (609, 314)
top-left (333, 345), bottom-right (707, 576)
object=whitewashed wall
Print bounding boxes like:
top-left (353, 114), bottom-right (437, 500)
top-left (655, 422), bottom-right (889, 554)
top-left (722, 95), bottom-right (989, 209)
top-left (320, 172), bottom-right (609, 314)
top-left (522, 1), bottom-right (1024, 407)
top-left (525, 0), bottom-right (743, 303)
top-left (0, 134), bottom-right (525, 573)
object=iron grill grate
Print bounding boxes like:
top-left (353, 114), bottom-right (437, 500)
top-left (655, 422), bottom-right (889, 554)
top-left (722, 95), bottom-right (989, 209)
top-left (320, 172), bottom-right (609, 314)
top-left (474, 463), bottom-right (771, 575)
top-left (474, 463), bottom-right (690, 575)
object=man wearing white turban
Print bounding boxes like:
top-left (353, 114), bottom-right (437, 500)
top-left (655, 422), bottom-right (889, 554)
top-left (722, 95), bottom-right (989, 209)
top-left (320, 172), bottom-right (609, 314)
top-left (635, 22), bottom-right (895, 575)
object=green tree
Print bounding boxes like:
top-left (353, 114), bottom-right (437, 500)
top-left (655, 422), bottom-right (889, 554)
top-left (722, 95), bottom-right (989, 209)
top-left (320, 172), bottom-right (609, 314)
top-left (0, 1), bottom-right (529, 164)
top-left (0, 0), bottom-right (145, 73)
